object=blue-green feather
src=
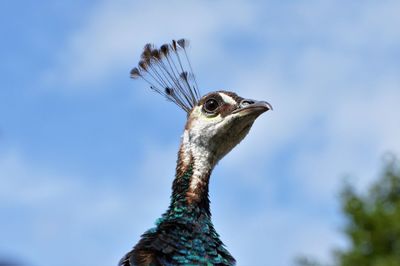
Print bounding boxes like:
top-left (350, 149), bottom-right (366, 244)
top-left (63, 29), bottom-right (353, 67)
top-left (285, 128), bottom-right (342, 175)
top-left (119, 164), bottom-right (235, 266)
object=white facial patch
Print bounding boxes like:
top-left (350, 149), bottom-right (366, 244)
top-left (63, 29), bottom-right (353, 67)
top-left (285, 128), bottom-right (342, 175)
top-left (219, 92), bottom-right (237, 105)
top-left (182, 93), bottom-right (245, 194)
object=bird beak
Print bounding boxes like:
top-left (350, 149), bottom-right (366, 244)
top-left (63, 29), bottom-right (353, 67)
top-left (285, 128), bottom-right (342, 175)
top-left (232, 99), bottom-right (273, 116)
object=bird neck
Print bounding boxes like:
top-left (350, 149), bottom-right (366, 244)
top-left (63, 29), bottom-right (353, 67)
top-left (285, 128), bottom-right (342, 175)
top-left (169, 130), bottom-right (217, 217)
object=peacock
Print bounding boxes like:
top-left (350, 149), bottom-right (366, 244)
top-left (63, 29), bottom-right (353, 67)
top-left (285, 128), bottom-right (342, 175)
top-left (119, 39), bottom-right (272, 266)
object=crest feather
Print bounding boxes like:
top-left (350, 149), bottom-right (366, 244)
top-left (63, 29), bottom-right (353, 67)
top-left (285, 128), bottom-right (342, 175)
top-left (130, 39), bottom-right (200, 113)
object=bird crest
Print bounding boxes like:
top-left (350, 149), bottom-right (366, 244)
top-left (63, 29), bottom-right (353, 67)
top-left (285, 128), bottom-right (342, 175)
top-left (130, 39), bottom-right (200, 113)
top-left (122, 38), bottom-right (272, 266)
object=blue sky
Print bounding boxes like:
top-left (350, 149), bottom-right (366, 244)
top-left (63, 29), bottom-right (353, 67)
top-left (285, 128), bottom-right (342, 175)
top-left (1, 1), bottom-right (400, 265)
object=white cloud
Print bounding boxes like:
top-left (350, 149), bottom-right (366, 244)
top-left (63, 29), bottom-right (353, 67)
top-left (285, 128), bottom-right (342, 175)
top-left (220, 4), bottom-right (400, 197)
top-left (211, 204), bottom-right (346, 266)
top-left (0, 145), bottom-right (178, 266)
top-left (43, 0), bottom-right (256, 87)
top-left (0, 150), bottom-right (78, 204)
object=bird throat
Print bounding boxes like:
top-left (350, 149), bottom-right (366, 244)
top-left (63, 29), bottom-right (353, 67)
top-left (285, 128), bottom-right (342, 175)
top-left (170, 134), bottom-right (216, 217)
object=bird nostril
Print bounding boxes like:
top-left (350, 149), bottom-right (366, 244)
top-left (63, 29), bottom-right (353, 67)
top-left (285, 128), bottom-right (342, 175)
top-left (240, 99), bottom-right (255, 107)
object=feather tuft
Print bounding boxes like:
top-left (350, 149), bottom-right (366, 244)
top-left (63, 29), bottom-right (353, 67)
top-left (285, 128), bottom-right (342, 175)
top-left (165, 87), bottom-right (173, 95)
top-left (180, 71), bottom-right (188, 81)
top-left (177, 39), bottom-right (189, 49)
top-left (130, 67), bottom-right (141, 79)
top-left (172, 40), bottom-right (177, 51)
top-left (160, 44), bottom-right (169, 56)
top-left (130, 38), bottom-right (201, 113)
top-left (138, 60), bottom-right (148, 71)
top-left (141, 44), bottom-right (152, 62)
top-left (151, 48), bottom-right (161, 61)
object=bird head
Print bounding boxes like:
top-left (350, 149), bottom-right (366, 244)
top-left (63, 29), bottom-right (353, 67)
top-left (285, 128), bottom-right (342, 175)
top-left (184, 90), bottom-right (272, 163)
top-left (130, 39), bottom-right (272, 167)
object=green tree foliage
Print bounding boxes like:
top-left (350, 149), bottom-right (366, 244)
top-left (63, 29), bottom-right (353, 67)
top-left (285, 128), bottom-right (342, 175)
top-left (335, 156), bottom-right (400, 266)
top-left (296, 156), bottom-right (400, 266)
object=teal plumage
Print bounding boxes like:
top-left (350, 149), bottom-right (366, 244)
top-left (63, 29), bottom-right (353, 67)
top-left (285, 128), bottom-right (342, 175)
top-left (119, 164), bottom-right (235, 266)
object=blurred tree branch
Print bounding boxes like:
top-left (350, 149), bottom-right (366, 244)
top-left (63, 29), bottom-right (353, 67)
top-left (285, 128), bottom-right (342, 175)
top-left (296, 154), bottom-right (400, 266)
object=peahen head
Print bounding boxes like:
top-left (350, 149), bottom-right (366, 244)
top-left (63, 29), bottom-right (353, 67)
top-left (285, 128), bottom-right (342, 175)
top-left (130, 38), bottom-right (271, 175)
top-left (184, 90), bottom-right (272, 166)
top-left (121, 38), bottom-right (272, 266)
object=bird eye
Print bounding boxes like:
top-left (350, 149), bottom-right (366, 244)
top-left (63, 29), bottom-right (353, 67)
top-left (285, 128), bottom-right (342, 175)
top-left (203, 98), bottom-right (220, 113)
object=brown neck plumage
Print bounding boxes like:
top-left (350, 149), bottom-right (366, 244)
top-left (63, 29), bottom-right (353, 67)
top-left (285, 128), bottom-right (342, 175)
top-left (171, 140), bottom-right (214, 216)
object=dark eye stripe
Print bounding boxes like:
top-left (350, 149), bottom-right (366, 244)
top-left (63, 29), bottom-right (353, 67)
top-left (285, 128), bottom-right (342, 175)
top-left (198, 91), bottom-right (245, 117)
top-left (198, 93), bottom-right (223, 106)
top-left (198, 91), bottom-right (243, 106)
